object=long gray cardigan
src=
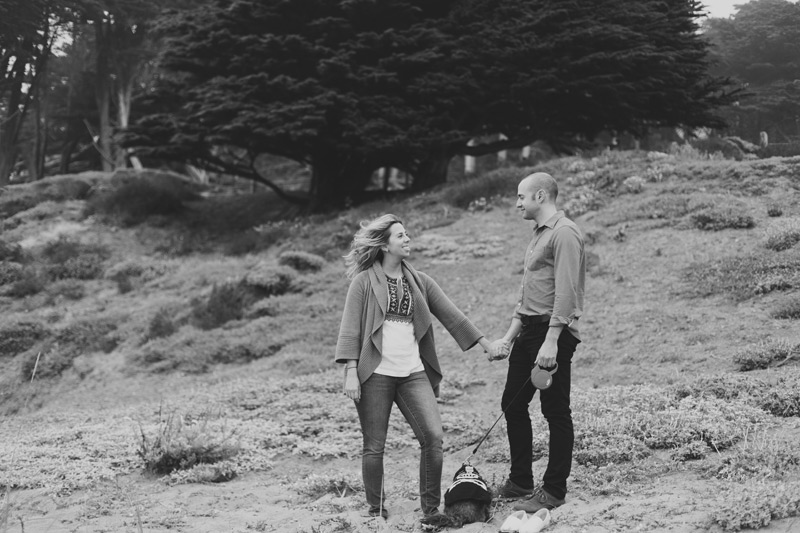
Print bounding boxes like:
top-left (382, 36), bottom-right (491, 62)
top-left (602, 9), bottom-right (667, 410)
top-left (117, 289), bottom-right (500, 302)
top-left (335, 261), bottom-right (483, 396)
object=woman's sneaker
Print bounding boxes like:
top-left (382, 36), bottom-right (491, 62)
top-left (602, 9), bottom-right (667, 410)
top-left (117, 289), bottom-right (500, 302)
top-left (496, 479), bottom-right (534, 500)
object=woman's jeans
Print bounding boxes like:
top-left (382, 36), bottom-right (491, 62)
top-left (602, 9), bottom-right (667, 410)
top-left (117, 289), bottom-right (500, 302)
top-left (355, 371), bottom-right (443, 515)
top-left (501, 322), bottom-right (579, 500)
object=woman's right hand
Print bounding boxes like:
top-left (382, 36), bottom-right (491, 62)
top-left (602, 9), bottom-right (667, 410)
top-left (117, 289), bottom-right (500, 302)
top-left (344, 369), bottom-right (361, 402)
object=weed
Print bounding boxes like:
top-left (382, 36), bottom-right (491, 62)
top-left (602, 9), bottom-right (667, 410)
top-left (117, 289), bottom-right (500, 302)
top-left (771, 297), bottom-right (800, 319)
top-left (683, 251), bottom-right (800, 300)
top-left (711, 481), bottom-right (800, 531)
top-left (137, 409), bottom-right (240, 476)
top-left (243, 265), bottom-right (296, 298)
top-left (278, 251), bottom-right (326, 272)
top-left (190, 282), bottom-right (254, 330)
top-left (733, 339), bottom-right (797, 371)
top-left (670, 441), bottom-right (708, 462)
top-left (767, 204), bottom-right (783, 217)
top-left (0, 239), bottom-right (24, 262)
top-left (0, 322), bottom-right (47, 358)
top-left (45, 280), bottom-right (86, 302)
top-left (292, 471), bottom-right (363, 499)
top-left (764, 217), bottom-right (800, 251)
top-left (691, 207), bottom-right (755, 231)
top-left (0, 261), bottom-right (24, 286)
top-left (145, 309), bottom-right (179, 342)
top-left (48, 253), bottom-right (107, 280)
top-left (6, 268), bottom-right (47, 297)
top-left (707, 431), bottom-right (800, 483)
top-left (573, 434), bottom-right (650, 466)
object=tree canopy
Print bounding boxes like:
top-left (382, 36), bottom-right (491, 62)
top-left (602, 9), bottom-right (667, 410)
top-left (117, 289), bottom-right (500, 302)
top-left (125, 0), bottom-right (735, 209)
top-left (704, 0), bottom-right (800, 142)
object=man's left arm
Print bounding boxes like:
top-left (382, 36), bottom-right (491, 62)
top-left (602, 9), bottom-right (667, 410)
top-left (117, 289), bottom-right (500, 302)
top-left (536, 226), bottom-right (584, 368)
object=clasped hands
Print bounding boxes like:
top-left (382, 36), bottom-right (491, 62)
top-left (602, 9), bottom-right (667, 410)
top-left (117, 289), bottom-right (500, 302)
top-left (486, 339), bottom-right (511, 361)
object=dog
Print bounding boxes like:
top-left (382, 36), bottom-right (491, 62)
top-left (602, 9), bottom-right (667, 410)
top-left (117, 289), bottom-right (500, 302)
top-left (423, 463), bottom-right (492, 530)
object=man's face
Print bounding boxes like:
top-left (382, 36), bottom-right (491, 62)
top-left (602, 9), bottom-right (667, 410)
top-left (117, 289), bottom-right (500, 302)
top-left (516, 184), bottom-right (541, 220)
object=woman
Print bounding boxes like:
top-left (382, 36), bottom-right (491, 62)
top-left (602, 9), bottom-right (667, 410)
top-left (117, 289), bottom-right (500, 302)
top-left (335, 214), bottom-right (495, 526)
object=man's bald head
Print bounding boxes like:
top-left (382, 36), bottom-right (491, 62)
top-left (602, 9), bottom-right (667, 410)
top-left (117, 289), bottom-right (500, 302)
top-left (519, 172), bottom-right (558, 203)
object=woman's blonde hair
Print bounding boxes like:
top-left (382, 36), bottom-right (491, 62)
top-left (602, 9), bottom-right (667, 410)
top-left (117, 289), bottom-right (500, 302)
top-left (344, 214), bottom-right (404, 279)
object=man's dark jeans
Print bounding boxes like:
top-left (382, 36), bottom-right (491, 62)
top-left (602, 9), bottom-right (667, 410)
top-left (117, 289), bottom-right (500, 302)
top-left (501, 322), bottom-right (579, 500)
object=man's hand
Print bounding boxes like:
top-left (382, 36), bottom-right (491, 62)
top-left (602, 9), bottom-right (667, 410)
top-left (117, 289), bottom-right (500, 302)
top-left (488, 339), bottom-right (511, 361)
top-left (535, 338), bottom-right (558, 368)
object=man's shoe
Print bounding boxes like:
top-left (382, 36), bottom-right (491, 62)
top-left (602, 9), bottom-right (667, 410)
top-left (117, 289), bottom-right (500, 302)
top-left (368, 505), bottom-right (389, 519)
top-left (512, 487), bottom-right (565, 512)
top-left (496, 478), bottom-right (534, 500)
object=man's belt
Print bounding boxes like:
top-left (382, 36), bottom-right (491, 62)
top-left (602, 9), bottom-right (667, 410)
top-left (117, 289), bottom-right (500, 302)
top-left (519, 314), bottom-right (551, 326)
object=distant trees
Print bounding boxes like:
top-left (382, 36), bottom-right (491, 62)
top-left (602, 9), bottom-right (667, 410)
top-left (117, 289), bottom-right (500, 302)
top-left (127, 0), bottom-right (735, 210)
top-left (705, 0), bottom-right (800, 142)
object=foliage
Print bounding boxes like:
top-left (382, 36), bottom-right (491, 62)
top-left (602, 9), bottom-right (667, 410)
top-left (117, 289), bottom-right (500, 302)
top-left (683, 250), bottom-right (800, 300)
top-left (137, 410), bottom-right (240, 476)
top-left (5, 268), bottom-right (48, 297)
top-left (711, 481), bottom-right (800, 531)
top-left (0, 322), bottom-right (47, 358)
top-left (45, 280), bottom-right (86, 302)
top-left (242, 265), bottom-right (296, 298)
top-left (39, 237), bottom-right (110, 281)
top-left (704, 0), bottom-right (800, 144)
top-left (190, 283), bottom-right (254, 330)
top-left (690, 207), bottom-right (755, 231)
top-left (733, 339), bottom-right (798, 371)
top-left (448, 168), bottom-right (524, 210)
top-left (670, 441), bottom-right (709, 462)
top-left (0, 239), bottom-right (24, 262)
top-left (277, 251), bottom-right (327, 273)
top-left (0, 261), bottom-right (24, 286)
top-left (84, 178), bottom-right (187, 226)
top-left (707, 432), bottom-right (800, 483)
top-left (771, 296), bottom-right (800, 319)
top-left (292, 471), bottom-right (363, 499)
top-left (128, 0), bottom-right (733, 208)
top-left (764, 217), bottom-right (800, 251)
top-left (145, 309), bottom-right (179, 342)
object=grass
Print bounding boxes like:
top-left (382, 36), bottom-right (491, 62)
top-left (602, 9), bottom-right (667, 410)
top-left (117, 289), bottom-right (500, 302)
top-left (3, 151), bottom-right (800, 531)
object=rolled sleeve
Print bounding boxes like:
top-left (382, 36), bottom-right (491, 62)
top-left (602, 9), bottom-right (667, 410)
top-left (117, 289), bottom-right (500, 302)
top-left (550, 225), bottom-right (584, 328)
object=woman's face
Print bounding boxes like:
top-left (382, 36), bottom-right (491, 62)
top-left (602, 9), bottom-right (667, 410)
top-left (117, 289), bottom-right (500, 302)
top-left (383, 222), bottom-right (411, 259)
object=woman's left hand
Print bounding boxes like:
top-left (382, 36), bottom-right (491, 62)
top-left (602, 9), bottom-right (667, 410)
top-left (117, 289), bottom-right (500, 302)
top-left (344, 369), bottom-right (361, 403)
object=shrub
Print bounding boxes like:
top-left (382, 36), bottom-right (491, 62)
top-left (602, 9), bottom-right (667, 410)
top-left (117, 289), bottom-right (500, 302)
top-left (771, 297), bottom-right (800, 319)
top-left (573, 434), bottom-right (650, 466)
top-left (137, 411), bottom-right (240, 475)
top-left (46, 280), bottom-right (86, 302)
top-left (5, 269), bottom-right (48, 297)
top-left (145, 309), bottom-right (179, 341)
top-left (48, 253), bottom-right (107, 281)
top-left (448, 167), bottom-right (522, 209)
top-left (243, 265), bottom-right (295, 297)
top-left (733, 339), bottom-right (797, 371)
top-left (0, 261), bottom-right (24, 285)
top-left (19, 344), bottom-right (78, 380)
top-left (711, 481), bottom-right (800, 531)
top-left (562, 185), bottom-right (604, 219)
top-left (707, 433), bottom-right (800, 483)
top-left (764, 217), bottom-right (800, 251)
top-left (670, 441), bottom-right (708, 462)
top-left (0, 322), bottom-right (47, 357)
top-left (190, 283), bottom-right (254, 330)
top-left (622, 176), bottom-right (645, 193)
top-left (683, 252), bottom-right (800, 301)
top-left (0, 239), bottom-right (24, 262)
top-left (40, 236), bottom-right (109, 264)
top-left (691, 207), bottom-right (755, 231)
top-left (278, 251), bottom-right (326, 272)
top-left (767, 204), bottom-right (783, 217)
top-left (84, 178), bottom-right (186, 226)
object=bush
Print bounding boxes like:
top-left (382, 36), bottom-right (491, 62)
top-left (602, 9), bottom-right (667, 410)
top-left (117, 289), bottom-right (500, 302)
top-left (683, 252), bottom-right (800, 301)
top-left (145, 309), bottom-right (179, 341)
top-left (0, 261), bottom-right (24, 286)
top-left (670, 441), bottom-right (708, 462)
top-left (243, 265), bottom-right (296, 297)
top-left (691, 207), bottom-right (755, 231)
top-left (190, 283), bottom-right (254, 330)
top-left (573, 434), bottom-right (650, 466)
top-left (0, 322), bottom-right (47, 357)
top-left (0, 239), bottom-right (24, 262)
top-left (291, 471), bottom-right (363, 498)
top-left (448, 167), bottom-right (522, 209)
top-left (767, 204), bottom-right (783, 217)
top-left (771, 297), bottom-right (800, 319)
top-left (40, 236), bottom-right (109, 264)
top-left (137, 411), bottom-right (240, 476)
top-left (45, 280), bottom-right (86, 302)
top-left (711, 481), bottom-right (800, 531)
top-left (707, 434), bottom-right (800, 483)
top-left (278, 251), bottom-right (326, 272)
top-left (48, 253), bottom-right (107, 281)
top-left (5, 269), bottom-right (48, 297)
top-left (84, 178), bottom-right (186, 226)
top-left (764, 217), bottom-right (800, 251)
top-left (733, 339), bottom-right (796, 371)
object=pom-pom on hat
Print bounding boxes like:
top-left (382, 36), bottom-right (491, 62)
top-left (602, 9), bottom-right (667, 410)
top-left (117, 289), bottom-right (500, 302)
top-left (444, 463), bottom-right (492, 506)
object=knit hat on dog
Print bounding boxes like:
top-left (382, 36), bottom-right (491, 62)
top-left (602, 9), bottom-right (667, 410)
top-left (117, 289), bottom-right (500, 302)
top-left (444, 463), bottom-right (492, 505)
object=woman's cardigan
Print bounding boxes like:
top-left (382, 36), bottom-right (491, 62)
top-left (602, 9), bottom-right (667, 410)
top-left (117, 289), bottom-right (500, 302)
top-left (335, 261), bottom-right (483, 396)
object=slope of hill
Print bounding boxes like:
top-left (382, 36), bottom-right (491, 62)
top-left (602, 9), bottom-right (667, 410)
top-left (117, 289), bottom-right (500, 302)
top-left (2, 151), bottom-right (800, 532)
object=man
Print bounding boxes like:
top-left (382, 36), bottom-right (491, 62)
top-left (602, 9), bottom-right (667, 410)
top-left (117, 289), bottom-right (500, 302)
top-left (490, 172), bottom-right (585, 512)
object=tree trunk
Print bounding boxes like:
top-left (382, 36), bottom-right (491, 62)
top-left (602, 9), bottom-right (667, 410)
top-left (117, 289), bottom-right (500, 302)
top-left (95, 22), bottom-right (115, 171)
top-left (308, 152), bottom-right (374, 211)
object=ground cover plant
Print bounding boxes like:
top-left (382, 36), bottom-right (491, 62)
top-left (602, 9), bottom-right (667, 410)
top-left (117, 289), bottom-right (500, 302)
top-left (2, 151), bottom-right (800, 532)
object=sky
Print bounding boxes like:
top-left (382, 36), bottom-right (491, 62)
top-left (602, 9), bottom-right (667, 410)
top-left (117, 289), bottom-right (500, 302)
top-left (701, 0), bottom-right (739, 18)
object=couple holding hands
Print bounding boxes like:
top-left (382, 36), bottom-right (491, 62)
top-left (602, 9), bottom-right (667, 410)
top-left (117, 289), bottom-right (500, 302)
top-left (335, 172), bottom-right (586, 527)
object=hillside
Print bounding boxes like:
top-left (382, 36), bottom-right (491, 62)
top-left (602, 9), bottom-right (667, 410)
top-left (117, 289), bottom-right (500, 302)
top-left (2, 150), bottom-right (800, 533)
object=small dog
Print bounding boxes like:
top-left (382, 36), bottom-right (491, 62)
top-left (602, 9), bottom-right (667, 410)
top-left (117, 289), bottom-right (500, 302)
top-left (423, 463), bottom-right (492, 530)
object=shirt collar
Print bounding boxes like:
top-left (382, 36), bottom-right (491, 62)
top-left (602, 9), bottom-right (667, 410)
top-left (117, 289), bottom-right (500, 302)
top-left (536, 210), bottom-right (565, 231)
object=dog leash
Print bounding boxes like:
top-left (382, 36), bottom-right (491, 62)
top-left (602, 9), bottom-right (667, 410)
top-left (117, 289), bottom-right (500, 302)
top-left (463, 375), bottom-right (532, 465)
